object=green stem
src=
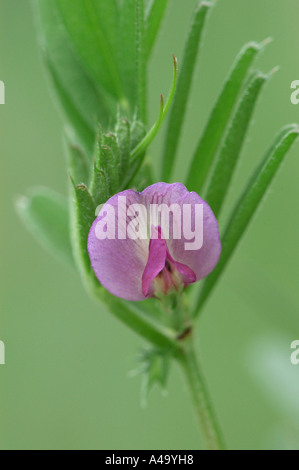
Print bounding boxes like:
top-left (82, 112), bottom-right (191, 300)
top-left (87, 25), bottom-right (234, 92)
top-left (176, 337), bottom-right (225, 450)
top-left (88, 277), bottom-right (177, 350)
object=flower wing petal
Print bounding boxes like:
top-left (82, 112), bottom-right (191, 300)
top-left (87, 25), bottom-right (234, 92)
top-left (88, 190), bottom-right (149, 301)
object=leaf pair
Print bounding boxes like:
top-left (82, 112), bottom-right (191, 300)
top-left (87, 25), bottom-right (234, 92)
top-left (157, 3), bottom-right (298, 319)
top-left (23, 1), bottom-right (299, 345)
top-left (194, 125), bottom-right (299, 316)
top-left (185, 40), bottom-right (270, 193)
top-left (31, 0), bottom-right (169, 158)
top-left (180, 37), bottom-right (299, 316)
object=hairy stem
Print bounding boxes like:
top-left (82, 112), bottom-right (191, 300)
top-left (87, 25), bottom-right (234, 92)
top-left (176, 336), bottom-right (226, 450)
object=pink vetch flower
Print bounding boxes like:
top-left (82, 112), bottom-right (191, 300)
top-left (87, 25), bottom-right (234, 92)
top-left (88, 182), bottom-right (221, 301)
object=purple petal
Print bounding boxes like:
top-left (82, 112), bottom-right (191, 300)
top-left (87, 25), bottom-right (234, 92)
top-left (88, 190), bottom-right (149, 301)
top-left (166, 190), bottom-right (221, 281)
top-left (88, 183), bottom-right (221, 301)
top-left (172, 259), bottom-right (196, 284)
top-left (141, 183), bottom-right (221, 281)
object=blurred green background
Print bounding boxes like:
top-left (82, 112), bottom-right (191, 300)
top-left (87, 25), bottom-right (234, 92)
top-left (1, 0), bottom-right (299, 450)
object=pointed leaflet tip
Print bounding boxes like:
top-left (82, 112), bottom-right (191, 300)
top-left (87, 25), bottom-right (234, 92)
top-left (267, 65), bottom-right (280, 77)
top-left (69, 174), bottom-right (76, 189)
top-left (260, 36), bottom-right (273, 48)
top-left (130, 55), bottom-right (178, 163)
top-left (245, 38), bottom-right (272, 55)
top-left (198, 1), bottom-right (214, 9)
top-left (172, 54), bottom-right (178, 76)
top-left (248, 37), bottom-right (273, 56)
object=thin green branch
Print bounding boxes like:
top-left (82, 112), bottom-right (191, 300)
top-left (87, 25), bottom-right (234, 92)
top-left (91, 286), bottom-right (178, 350)
top-left (176, 337), bottom-right (225, 450)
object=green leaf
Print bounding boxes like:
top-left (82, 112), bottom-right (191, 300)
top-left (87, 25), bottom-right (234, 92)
top-left (31, 0), bottom-right (115, 156)
top-left (205, 71), bottom-right (268, 218)
top-left (70, 182), bottom-right (96, 276)
top-left (102, 133), bottom-right (121, 187)
top-left (186, 40), bottom-right (269, 193)
top-left (132, 157), bottom-right (155, 191)
top-left (64, 131), bottom-right (90, 185)
top-left (146, 0), bottom-right (169, 57)
top-left (162, 1), bottom-right (212, 181)
top-left (99, 145), bottom-right (119, 197)
top-left (123, 56), bottom-right (178, 188)
top-left (144, 350), bottom-right (170, 388)
top-left (117, 0), bottom-right (137, 113)
top-left (134, 348), bottom-right (171, 406)
top-left (90, 167), bottom-right (108, 208)
top-left (56, 0), bottom-right (123, 100)
top-left (130, 118), bottom-right (146, 151)
top-left (136, 0), bottom-right (147, 122)
top-left (194, 125), bottom-right (299, 316)
top-left (121, 118), bottom-right (147, 190)
top-left (47, 58), bottom-right (97, 157)
top-left (16, 187), bottom-right (74, 267)
top-left (116, 117), bottom-right (131, 180)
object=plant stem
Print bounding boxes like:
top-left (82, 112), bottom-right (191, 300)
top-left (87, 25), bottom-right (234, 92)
top-left (88, 277), bottom-right (178, 350)
top-left (176, 336), bottom-right (226, 450)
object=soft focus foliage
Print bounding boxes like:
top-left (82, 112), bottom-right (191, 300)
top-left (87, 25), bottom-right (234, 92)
top-left (2, 0), bottom-right (298, 449)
